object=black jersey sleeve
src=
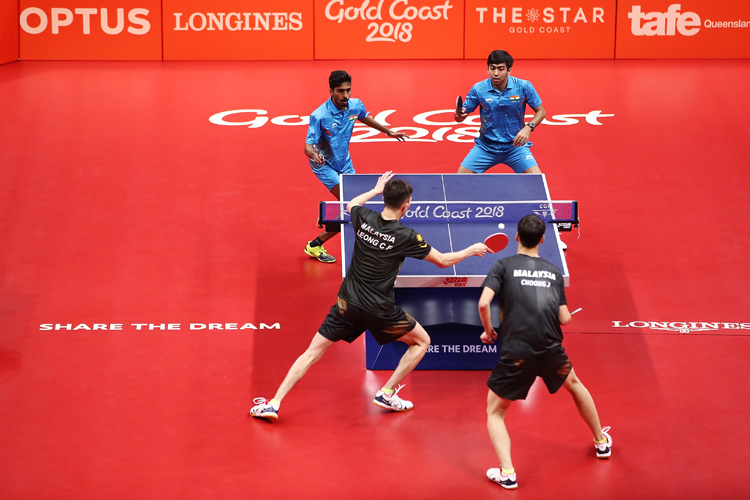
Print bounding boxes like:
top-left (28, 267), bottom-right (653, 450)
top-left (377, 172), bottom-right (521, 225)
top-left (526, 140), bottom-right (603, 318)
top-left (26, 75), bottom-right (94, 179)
top-left (403, 229), bottom-right (431, 260)
top-left (350, 204), bottom-right (362, 226)
top-left (481, 260), bottom-right (505, 295)
top-left (558, 274), bottom-right (568, 306)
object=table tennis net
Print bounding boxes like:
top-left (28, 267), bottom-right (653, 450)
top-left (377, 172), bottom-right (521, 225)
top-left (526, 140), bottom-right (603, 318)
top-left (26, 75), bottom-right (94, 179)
top-left (319, 200), bottom-right (578, 224)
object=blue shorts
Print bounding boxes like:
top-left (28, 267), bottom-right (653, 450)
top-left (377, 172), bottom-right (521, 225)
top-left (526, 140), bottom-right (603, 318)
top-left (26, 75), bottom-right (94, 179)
top-left (310, 160), bottom-right (355, 190)
top-left (461, 138), bottom-right (538, 173)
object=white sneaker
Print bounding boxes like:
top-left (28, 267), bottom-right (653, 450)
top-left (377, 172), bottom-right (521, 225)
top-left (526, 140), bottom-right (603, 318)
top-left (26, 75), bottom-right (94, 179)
top-left (373, 384), bottom-right (413, 412)
top-left (487, 468), bottom-right (518, 489)
top-left (595, 426), bottom-right (612, 458)
top-left (249, 397), bottom-right (279, 421)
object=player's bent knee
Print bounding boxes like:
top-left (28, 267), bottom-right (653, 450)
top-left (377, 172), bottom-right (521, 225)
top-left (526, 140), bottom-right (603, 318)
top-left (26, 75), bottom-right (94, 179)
top-left (412, 324), bottom-right (431, 347)
top-left (399, 326), bottom-right (430, 348)
top-left (563, 367), bottom-right (581, 390)
top-left (303, 348), bottom-right (325, 365)
top-left (523, 166), bottom-right (542, 174)
top-left (457, 165), bottom-right (476, 174)
top-left (486, 390), bottom-right (510, 417)
top-left (305, 333), bottom-right (334, 362)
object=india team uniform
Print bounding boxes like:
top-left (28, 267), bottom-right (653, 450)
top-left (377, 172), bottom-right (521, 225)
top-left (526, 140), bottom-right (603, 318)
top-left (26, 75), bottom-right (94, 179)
top-left (306, 98), bottom-right (369, 190)
top-left (462, 76), bottom-right (543, 173)
top-left (482, 254), bottom-right (571, 400)
top-left (318, 205), bottom-right (432, 345)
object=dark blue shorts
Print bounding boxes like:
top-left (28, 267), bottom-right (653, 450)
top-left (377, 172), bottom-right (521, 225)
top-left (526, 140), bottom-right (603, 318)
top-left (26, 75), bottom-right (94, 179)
top-left (461, 138), bottom-right (538, 173)
top-left (310, 160), bottom-right (355, 190)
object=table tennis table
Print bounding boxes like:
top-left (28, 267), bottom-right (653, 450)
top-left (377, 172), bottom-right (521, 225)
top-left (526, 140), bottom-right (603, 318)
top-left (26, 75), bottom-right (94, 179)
top-left (323, 173), bottom-right (577, 370)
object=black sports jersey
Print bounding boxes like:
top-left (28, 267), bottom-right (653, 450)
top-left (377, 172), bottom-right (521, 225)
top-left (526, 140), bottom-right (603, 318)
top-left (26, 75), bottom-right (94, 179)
top-left (338, 205), bottom-right (432, 313)
top-left (482, 254), bottom-right (567, 359)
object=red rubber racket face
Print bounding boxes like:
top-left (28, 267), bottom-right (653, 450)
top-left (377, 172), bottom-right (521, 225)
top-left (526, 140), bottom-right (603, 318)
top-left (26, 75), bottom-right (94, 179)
top-left (484, 233), bottom-right (509, 253)
top-left (456, 95), bottom-right (463, 114)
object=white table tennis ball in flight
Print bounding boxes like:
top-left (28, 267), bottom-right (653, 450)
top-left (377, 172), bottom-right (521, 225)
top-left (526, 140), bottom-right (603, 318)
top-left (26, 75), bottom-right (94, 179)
top-left (498, 223), bottom-right (505, 229)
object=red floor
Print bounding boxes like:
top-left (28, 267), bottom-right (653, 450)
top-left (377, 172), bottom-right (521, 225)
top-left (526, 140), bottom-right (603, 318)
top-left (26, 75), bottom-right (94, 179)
top-left (1, 59), bottom-right (749, 499)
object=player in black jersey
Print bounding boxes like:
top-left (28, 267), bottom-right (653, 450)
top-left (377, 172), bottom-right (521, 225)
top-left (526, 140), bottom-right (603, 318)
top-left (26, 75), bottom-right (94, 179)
top-left (478, 214), bottom-right (611, 490)
top-left (250, 172), bottom-right (490, 421)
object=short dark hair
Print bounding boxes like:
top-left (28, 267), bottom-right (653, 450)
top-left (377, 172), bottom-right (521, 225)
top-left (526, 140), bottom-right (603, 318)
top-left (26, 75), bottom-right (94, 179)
top-left (487, 50), bottom-right (514, 69)
top-left (518, 214), bottom-right (545, 248)
top-left (383, 179), bottom-right (413, 210)
top-left (329, 70), bottom-right (352, 90)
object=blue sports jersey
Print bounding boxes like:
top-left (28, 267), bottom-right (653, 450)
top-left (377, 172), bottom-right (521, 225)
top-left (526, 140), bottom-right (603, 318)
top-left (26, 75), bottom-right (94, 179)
top-left (306, 98), bottom-right (369, 172)
top-left (463, 77), bottom-right (542, 147)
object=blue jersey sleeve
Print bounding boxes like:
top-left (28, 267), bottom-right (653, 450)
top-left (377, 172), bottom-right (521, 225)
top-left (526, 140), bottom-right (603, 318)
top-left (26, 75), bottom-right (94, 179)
top-left (356, 100), bottom-right (369, 120)
top-left (306, 113), bottom-right (322, 145)
top-left (463, 85), bottom-right (480, 114)
top-left (525, 81), bottom-right (542, 109)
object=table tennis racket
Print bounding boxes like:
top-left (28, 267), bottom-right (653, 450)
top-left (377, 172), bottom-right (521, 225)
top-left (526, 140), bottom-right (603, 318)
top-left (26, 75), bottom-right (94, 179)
top-left (484, 233), bottom-right (509, 253)
top-left (312, 145), bottom-right (325, 165)
top-left (456, 95), bottom-right (463, 115)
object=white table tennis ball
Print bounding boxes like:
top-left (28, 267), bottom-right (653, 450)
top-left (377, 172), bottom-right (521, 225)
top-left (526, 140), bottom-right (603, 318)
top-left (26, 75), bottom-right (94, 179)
top-left (498, 223), bottom-right (505, 229)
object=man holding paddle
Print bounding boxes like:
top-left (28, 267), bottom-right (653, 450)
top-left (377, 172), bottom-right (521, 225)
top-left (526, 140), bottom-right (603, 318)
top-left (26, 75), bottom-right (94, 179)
top-left (303, 70), bottom-right (408, 264)
top-left (455, 50), bottom-right (546, 174)
top-left (477, 214), bottom-right (611, 489)
top-left (250, 172), bottom-right (489, 422)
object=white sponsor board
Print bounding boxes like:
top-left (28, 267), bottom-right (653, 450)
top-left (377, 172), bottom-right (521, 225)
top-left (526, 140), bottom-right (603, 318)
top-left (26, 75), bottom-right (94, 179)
top-left (612, 320), bottom-right (750, 334)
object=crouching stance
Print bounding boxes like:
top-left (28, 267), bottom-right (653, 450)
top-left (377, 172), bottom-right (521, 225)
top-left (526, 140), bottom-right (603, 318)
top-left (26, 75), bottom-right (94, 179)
top-left (478, 214), bottom-right (611, 489)
top-left (250, 172), bottom-right (489, 421)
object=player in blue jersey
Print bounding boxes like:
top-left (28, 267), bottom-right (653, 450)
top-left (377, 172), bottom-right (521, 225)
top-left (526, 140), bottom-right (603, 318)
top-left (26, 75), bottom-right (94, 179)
top-left (303, 70), bottom-right (408, 264)
top-left (455, 50), bottom-right (546, 174)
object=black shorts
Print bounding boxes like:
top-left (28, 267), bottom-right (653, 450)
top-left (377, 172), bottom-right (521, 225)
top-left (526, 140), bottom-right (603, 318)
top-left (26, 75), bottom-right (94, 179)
top-left (487, 347), bottom-right (572, 401)
top-left (318, 297), bottom-right (417, 345)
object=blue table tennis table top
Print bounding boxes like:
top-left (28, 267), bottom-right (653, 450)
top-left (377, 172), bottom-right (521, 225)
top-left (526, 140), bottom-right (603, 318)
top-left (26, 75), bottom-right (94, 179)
top-left (339, 173), bottom-right (570, 288)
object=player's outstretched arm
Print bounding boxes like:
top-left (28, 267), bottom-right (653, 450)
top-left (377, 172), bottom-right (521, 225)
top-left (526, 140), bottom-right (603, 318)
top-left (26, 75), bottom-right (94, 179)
top-left (478, 287), bottom-right (497, 344)
top-left (358, 115), bottom-right (408, 142)
top-left (424, 243), bottom-right (489, 269)
top-left (346, 171), bottom-right (395, 212)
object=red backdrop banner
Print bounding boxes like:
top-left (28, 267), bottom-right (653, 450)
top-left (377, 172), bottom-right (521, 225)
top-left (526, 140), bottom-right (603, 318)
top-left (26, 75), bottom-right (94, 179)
top-left (465, 0), bottom-right (617, 59)
top-left (19, 1), bottom-right (162, 60)
top-left (162, 0), bottom-right (314, 60)
top-left (314, 0), bottom-right (465, 59)
top-left (1, 1), bottom-right (20, 64)
top-left (616, 1), bottom-right (750, 59)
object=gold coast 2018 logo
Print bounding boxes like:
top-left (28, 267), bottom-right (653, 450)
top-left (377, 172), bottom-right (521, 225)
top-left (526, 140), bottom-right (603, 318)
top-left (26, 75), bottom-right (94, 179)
top-left (324, 0), bottom-right (454, 43)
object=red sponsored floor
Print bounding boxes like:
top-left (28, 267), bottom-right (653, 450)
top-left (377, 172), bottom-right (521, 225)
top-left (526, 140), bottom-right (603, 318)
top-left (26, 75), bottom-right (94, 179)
top-left (0, 59), bottom-right (749, 499)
